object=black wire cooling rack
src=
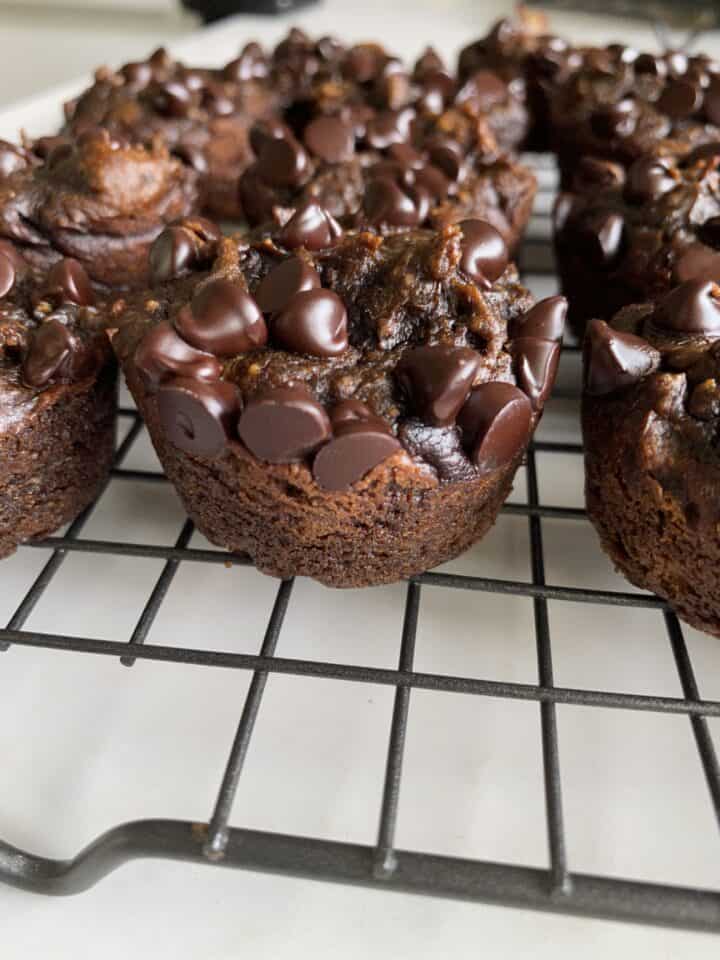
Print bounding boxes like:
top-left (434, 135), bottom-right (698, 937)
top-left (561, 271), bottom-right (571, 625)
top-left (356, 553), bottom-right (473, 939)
top-left (1, 156), bottom-right (719, 933)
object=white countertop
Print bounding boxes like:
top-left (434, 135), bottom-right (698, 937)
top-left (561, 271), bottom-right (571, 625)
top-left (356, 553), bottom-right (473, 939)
top-left (1, 3), bottom-right (720, 958)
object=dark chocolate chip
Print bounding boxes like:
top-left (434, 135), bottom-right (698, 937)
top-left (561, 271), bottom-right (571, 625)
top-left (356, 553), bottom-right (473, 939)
top-left (330, 398), bottom-right (374, 425)
top-left (313, 418), bottom-right (400, 491)
top-left (121, 61), bottom-right (153, 87)
top-left (457, 70), bottom-right (508, 111)
top-left (365, 108), bottom-right (415, 150)
top-left (584, 319), bottom-right (660, 396)
top-left (511, 296), bottom-right (567, 342)
top-left (278, 201), bottom-right (343, 251)
top-left (363, 176), bottom-right (429, 227)
top-left (635, 53), bottom-right (666, 76)
top-left (254, 257), bottom-right (321, 314)
top-left (249, 119), bottom-right (288, 157)
top-left (427, 141), bottom-right (462, 181)
top-left (458, 220), bottom-right (509, 289)
top-left (42, 258), bottom-right (94, 306)
top-left (257, 133), bottom-right (310, 188)
top-left (224, 42), bottom-right (268, 82)
top-left (655, 279), bottom-right (720, 335)
top-left (673, 243), bottom-right (720, 284)
top-left (457, 382), bottom-right (532, 474)
top-left (0, 251), bottom-right (15, 298)
top-left (624, 157), bottom-right (677, 203)
top-left (238, 385), bottom-right (331, 463)
top-left (149, 47), bottom-right (172, 69)
top-left (150, 226), bottom-right (196, 282)
top-left (706, 77), bottom-right (720, 125)
top-left (302, 116), bottom-right (355, 164)
top-left (343, 44), bottom-right (384, 83)
top-left (134, 321), bottom-right (222, 390)
top-left (152, 81), bottom-right (193, 117)
top-left (178, 279), bottom-right (267, 356)
top-left (387, 142), bottom-right (424, 170)
top-left (572, 157), bottom-right (625, 192)
top-left (578, 211), bottom-right (625, 269)
top-left (590, 99), bottom-right (637, 139)
top-left (658, 78), bottom-right (703, 119)
top-left (157, 376), bottom-right (240, 457)
top-left (396, 344), bottom-right (481, 427)
top-left (272, 289), bottom-right (348, 357)
top-left (22, 319), bottom-right (78, 387)
top-left (511, 337), bottom-right (560, 410)
top-left (414, 47), bottom-right (445, 78)
top-left (415, 164), bottom-right (450, 201)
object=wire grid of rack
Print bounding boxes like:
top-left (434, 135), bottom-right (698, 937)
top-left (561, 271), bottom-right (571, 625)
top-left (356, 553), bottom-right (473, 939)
top-left (0, 155), bottom-right (719, 932)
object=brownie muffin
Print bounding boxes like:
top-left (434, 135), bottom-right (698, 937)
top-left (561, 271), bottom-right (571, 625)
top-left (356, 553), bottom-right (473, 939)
top-left (554, 145), bottom-right (720, 338)
top-left (0, 128), bottom-right (197, 289)
top-left (583, 280), bottom-right (720, 636)
top-left (0, 245), bottom-right (116, 558)
top-left (114, 210), bottom-right (565, 587)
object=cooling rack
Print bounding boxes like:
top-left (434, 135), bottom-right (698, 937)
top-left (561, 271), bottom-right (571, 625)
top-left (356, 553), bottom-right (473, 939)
top-left (0, 155), bottom-right (719, 933)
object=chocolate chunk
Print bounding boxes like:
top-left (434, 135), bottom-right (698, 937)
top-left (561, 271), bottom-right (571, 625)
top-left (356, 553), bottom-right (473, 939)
top-left (624, 157), bottom-right (677, 203)
top-left (655, 280), bottom-right (720, 335)
top-left (511, 337), bottom-right (560, 410)
top-left (363, 176), bottom-right (429, 227)
top-left (257, 133), bottom-right (310, 188)
top-left (458, 220), bottom-right (509, 289)
top-left (511, 296), bottom-right (567, 342)
top-left (313, 418), bottom-right (400, 491)
top-left (134, 321), bottom-right (222, 390)
top-left (177, 279), bottom-right (267, 356)
top-left (42, 258), bottom-right (94, 306)
top-left (150, 226), bottom-right (195, 282)
top-left (330, 398), bottom-right (374, 425)
top-left (658, 78), bottom-right (703, 119)
top-left (152, 81), bottom-right (192, 118)
top-left (303, 116), bottom-right (355, 164)
top-left (0, 251), bottom-right (15, 298)
top-left (590, 100), bottom-right (637, 139)
top-left (365, 108), bottom-right (414, 150)
top-left (238, 385), bottom-right (331, 463)
top-left (396, 344), bottom-right (481, 426)
top-left (157, 376), bottom-right (240, 457)
top-left (278, 201), bottom-right (343, 251)
top-left (22, 319), bottom-right (80, 387)
top-left (457, 382), bottom-right (532, 474)
top-left (578, 211), bottom-right (624, 269)
top-left (427, 141), bottom-right (462, 181)
top-left (272, 289), bottom-right (348, 357)
top-left (254, 257), bottom-right (321, 314)
top-left (584, 319), bottom-right (661, 396)
top-left (673, 243), bottom-right (720, 284)
top-left (706, 78), bottom-right (720, 125)
top-left (573, 157), bottom-right (625, 191)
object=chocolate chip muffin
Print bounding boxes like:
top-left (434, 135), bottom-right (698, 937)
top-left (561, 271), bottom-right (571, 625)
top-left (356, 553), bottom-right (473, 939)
top-left (583, 279), bottom-right (720, 636)
top-left (554, 145), bottom-right (720, 338)
top-left (0, 128), bottom-right (197, 289)
top-left (0, 245), bottom-right (116, 558)
top-left (113, 210), bottom-right (565, 588)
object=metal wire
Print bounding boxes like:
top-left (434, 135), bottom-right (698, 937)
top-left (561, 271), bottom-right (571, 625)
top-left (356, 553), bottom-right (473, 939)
top-left (1, 159), bottom-right (719, 931)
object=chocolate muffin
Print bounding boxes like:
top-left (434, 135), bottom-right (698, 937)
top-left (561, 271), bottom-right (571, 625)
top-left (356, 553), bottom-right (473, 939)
top-left (0, 245), bottom-right (116, 558)
top-left (554, 145), bottom-right (720, 338)
top-left (0, 128), bottom-right (197, 289)
top-left (113, 210), bottom-right (565, 588)
top-left (583, 280), bottom-right (720, 636)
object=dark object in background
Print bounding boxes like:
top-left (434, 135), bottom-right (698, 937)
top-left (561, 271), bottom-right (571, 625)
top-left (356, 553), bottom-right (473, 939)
top-left (529, 0), bottom-right (720, 30)
top-left (183, 0), bottom-right (319, 25)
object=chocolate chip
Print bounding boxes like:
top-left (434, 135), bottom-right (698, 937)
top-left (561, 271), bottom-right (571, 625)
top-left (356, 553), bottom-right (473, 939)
top-left (254, 257), bottom-right (321, 314)
top-left (272, 289), bottom-right (348, 357)
top-left (257, 133), bottom-right (310, 187)
top-left (363, 176), bottom-right (429, 227)
top-left (511, 337), bottom-right (560, 410)
top-left (224, 42), bottom-right (268, 82)
top-left (42, 259), bottom-right (94, 306)
top-left (511, 296), bottom-right (567, 342)
top-left (134, 321), bottom-right (222, 390)
top-left (457, 70), bottom-right (508, 111)
top-left (705, 77), bottom-right (720, 125)
top-left (22, 319), bottom-right (79, 387)
top-left (152, 81), bottom-right (193, 117)
top-left (329, 398), bottom-right (374, 425)
top-left (0, 252), bottom-right (15, 298)
top-left (427, 141), bottom-right (462, 181)
top-left (415, 165), bottom-right (450, 201)
top-left (365, 108), bottom-right (414, 150)
top-left (177, 279), bottom-right (267, 356)
top-left (157, 376), bottom-right (240, 457)
top-left (203, 82), bottom-right (235, 117)
top-left (584, 319), bottom-right (661, 396)
top-left (121, 61), bottom-right (153, 88)
top-left (387, 142), bottom-right (424, 170)
top-left (249, 119), bottom-right (288, 157)
top-left (173, 143), bottom-right (209, 174)
top-left (238, 385), bottom-right (331, 463)
top-left (377, 69), bottom-right (412, 110)
top-left (658, 78), bottom-right (703, 119)
top-left (313, 418), bottom-right (400, 491)
top-left (635, 53), bottom-right (666, 76)
top-left (302, 116), bottom-right (355, 164)
top-left (673, 243), bottom-right (720, 284)
top-left (343, 44), bottom-right (384, 83)
top-left (278, 201), bottom-right (343, 251)
top-left (150, 227), bottom-right (195, 282)
top-left (572, 157), bottom-right (625, 192)
top-left (655, 279), bottom-right (720, 335)
top-left (0, 140), bottom-right (28, 177)
top-left (457, 382), bottom-right (532, 474)
top-left (590, 99), bottom-right (637, 139)
top-left (179, 68), bottom-right (205, 93)
top-left (458, 220), bottom-right (509, 289)
top-left (149, 47), bottom-right (172, 70)
top-left (414, 47), bottom-right (445, 79)
top-left (624, 157), bottom-right (677, 203)
top-left (396, 344), bottom-right (481, 426)
top-left (578, 211), bottom-right (624, 269)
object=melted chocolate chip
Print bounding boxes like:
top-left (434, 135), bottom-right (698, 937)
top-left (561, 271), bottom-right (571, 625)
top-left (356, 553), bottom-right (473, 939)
top-left (396, 344), bottom-right (481, 427)
top-left (22, 319), bottom-right (79, 387)
top-left (578, 211), bottom-right (625, 269)
top-left (254, 257), bottom-right (321, 315)
top-left (511, 337), bottom-right (560, 410)
top-left (157, 376), bottom-right (240, 457)
top-left (427, 141), bottom-right (462, 182)
top-left (655, 280), bottom-right (720, 335)
top-left (303, 116), bottom-right (355, 164)
top-left (414, 165), bottom-right (450, 201)
top-left (313, 418), bottom-right (400, 491)
top-left (673, 243), bottom-right (720, 284)
top-left (0, 251), bottom-right (15, 298)
top-left (387, 142), bottom-right (424, 170)
top-left (272, 289), bottom-right (348, 357)
top-left (330, 398), bottom-right (374, 425)
top-left (458, 220), bottom-right (509, 289)
top-left (178, 279), bottom-right (267, 356)
top-left (134, 321), bottom-right (222, 390)
top-left (238, 385), bottom-right (331, 463)
top-left (590, 100), bottom-right (636, 139)
top-left (511, 296), bottom-right (567, 342)
top-left (584, 319), bottom-right (661, 396)
top-left (249, 119), bottom-right (288, 157)
top-left (363, 176), bottom-right (429, 227)
top-left (457, 382), bottom-right (532, 474)
top-left (42, 259), bottom-right (94, 306)
top-left (624, 157), bottom-right (677, 204)
top-left (257, 133), bottom-right (310, 187)
top-left (365, 108), bottom-right (414, 150)
top-left (278, 201), bottom-right (343, 251)
top-left (658, 78), bottom-right (703, 119)
top-left (150, 226), bottom-right (195, 282)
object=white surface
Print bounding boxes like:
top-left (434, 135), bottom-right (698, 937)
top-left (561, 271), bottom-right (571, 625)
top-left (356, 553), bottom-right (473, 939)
top-left (1, 3), bottom-right (720, 958)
